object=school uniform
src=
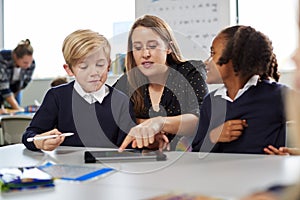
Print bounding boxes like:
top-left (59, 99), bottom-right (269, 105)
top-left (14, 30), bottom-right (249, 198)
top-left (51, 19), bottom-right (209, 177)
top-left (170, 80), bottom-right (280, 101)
top-left (22, 81), bottom-right (136, 151)
top-left (192, 76), bottom-right (287, 154)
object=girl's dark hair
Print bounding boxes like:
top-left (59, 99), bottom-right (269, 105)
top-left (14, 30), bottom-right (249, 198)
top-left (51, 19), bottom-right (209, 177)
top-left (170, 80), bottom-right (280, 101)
top-left (13, 39), bottom-right (34, 59)
top-left (217, 25), bottom-right (280, 82)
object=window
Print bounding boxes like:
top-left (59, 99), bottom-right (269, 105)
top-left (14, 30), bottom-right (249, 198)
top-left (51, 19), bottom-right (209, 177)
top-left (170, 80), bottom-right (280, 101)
top-left (3, 0), bottom-right (135, 78)
top-left (238, 0), bottom-right (299, 71)
top-left (3, 0), bottom-right (298, 78)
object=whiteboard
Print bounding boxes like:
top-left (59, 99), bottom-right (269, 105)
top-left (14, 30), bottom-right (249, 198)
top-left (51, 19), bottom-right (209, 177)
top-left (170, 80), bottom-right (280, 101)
top-left (135, 0), bottom-right (234, 60)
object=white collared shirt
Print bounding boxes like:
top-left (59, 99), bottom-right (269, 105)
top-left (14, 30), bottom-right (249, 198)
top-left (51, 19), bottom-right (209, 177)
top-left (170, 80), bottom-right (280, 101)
top-left (73, 80), bottom-right (109, 104)
top-left (12, 67), bottom-right (21, 81)
top-left (214, 75), bottom-right (259, 102)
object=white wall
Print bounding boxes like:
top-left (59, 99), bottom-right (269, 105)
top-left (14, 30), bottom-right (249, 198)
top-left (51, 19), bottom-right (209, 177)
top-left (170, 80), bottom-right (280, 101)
top-left (0, 0), bottom-right (3, 48)
top-left (3, 0), bottom-right (135, 79)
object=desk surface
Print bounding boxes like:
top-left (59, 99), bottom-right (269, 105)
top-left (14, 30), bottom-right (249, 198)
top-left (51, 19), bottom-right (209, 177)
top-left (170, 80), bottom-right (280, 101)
top-left (0, 112), bottom-right (34, 121)
top-left (1, 144), bottom-right (300, 200)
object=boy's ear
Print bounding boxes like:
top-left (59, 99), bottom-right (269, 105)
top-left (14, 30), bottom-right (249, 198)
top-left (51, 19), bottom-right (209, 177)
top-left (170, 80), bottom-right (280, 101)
top-left (63, 64), bottom-right (74, 76)
top-left (107, 59), bottom-right (111, 71)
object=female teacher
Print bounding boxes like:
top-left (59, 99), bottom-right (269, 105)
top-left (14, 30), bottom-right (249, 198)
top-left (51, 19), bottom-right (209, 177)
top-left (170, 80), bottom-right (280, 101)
top-left (0, 39), bottom-right (35, 112)
top-left (115, 15), bottom-right (209, 151)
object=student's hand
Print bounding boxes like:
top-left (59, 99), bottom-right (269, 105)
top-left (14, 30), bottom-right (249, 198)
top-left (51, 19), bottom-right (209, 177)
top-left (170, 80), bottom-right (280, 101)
top-left (209, 119), bottom-right (248, 143)
top-left (0, 108), bottom-right (7, 114)
top-left (118, 116), bottom-right (166, 151)
top-left (264, 145), bottom-right (300, 155)
top-left (5, 95), bottom-right (24, 111)
top-left (6, 107), bottom-right (24, 114)
top-left (33, 128), bottom-right (66, 151)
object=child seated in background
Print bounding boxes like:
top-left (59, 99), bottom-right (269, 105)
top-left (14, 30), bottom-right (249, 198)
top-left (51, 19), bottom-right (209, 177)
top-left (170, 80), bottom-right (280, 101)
top-left (192, 25), bottom-right (288, 154)
top-left (50, 76), bottom-right (68, 87)
top-left (22, 29), bottom-right (136, 151)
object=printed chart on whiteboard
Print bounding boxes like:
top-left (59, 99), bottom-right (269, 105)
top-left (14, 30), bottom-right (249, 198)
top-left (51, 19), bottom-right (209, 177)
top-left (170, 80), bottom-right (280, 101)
top-left (135, 0), bottom-right (233, 60)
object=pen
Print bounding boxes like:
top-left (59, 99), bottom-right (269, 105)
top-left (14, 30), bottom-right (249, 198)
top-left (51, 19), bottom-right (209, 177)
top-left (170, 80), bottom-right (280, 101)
top-left (26, 132), bottom-right (74, 142)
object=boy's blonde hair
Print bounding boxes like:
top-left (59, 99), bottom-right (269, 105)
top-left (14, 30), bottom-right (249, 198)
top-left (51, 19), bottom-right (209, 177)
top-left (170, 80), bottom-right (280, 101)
top-left (62, 29), bottom-right (111, 69)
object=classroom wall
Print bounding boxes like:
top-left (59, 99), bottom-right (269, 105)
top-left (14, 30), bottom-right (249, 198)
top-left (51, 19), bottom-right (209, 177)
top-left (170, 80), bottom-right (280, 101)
top-left (135, 0), bottom-right (235, 60)
top-left (21, 70), bottom-right (295, 107)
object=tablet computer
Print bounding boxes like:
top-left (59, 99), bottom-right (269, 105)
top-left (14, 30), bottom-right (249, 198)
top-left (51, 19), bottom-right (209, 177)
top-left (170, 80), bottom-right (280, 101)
top-left (84, 150), bottom-right (167, 163)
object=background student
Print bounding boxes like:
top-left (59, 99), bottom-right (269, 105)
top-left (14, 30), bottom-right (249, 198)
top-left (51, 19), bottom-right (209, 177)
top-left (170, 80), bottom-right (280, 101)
top-left (192, 25), bottom-right (287, 154)
top-left (22, 29), bottom-right (136, 151)
top-left (0, 39), bottom-right (35, 112)
top-left (50, 76), bottom-right (68, 87)
top-left (115, 14), bottom-right (209, 151)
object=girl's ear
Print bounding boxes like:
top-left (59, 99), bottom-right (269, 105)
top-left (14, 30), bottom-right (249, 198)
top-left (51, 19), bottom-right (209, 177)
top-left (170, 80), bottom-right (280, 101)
top-left (63, 64), bottom-right (74, 76)
top-left (167, 41), bottom-right (173, 54)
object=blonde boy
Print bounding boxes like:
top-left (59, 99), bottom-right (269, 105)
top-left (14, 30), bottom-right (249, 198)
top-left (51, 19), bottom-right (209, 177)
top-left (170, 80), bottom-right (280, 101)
top-left (22, 29), bottom-right (136, 151)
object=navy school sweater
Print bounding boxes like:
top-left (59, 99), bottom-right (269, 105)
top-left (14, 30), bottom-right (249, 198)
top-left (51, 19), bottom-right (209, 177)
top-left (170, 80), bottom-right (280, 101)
top-left (22, 81), bottom-right (136, 151)
top-left (192, 80), bottom-right (287, 154)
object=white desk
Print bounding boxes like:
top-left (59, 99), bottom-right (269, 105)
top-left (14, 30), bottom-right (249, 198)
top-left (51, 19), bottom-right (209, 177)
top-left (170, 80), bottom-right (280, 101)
top-left (1, 144), bottom-right (300, 200)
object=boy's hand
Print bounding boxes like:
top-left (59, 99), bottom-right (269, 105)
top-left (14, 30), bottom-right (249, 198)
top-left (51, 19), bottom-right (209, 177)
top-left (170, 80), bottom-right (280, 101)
top-left (34, 128), bottom-right (66, 151)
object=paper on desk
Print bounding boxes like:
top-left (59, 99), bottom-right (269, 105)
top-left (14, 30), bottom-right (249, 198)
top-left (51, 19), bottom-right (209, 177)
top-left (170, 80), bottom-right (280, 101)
top-left (38, 162), bottom-right (115, 182)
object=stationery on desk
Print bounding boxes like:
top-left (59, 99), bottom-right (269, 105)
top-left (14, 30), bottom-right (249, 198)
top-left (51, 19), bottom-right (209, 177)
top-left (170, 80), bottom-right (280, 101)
top-left (0, 109), bottom-right (35, 121)
top-left (0, 162), bottom-right (115, 193)
top-left (0, 104), bottom-right (38, 116)
top-left (0, 166), bottom-right (54, 192)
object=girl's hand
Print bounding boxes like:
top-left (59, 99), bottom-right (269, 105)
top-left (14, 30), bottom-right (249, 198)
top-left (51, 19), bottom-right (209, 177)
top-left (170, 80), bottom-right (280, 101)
top-left (210, 119), bottom-right (248, 143)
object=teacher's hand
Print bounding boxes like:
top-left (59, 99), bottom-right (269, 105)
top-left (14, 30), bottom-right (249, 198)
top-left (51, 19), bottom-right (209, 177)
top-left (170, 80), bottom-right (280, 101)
top-left (119, 116), bottom-right (167, 151)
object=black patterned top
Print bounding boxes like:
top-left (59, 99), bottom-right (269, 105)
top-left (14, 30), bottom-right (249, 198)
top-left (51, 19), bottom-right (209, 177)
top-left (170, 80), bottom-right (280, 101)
top-left (114, 60), bottom-right (208, 119)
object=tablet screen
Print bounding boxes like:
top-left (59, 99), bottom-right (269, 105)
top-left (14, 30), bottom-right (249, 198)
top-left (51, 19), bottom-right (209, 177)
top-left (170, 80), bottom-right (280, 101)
top-left (84, 150), bottom-right (166, 163)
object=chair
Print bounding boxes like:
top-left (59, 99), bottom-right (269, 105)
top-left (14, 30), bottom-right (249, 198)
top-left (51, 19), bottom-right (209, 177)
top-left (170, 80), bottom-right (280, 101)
top-left (1, 115), bottom-right (32, 145)
top-left (286, 120), bottom-right (299, 148)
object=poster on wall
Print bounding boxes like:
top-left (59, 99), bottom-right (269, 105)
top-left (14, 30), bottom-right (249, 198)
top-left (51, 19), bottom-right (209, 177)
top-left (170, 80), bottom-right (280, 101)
top-left (135, 0), bottom-right (235, 60)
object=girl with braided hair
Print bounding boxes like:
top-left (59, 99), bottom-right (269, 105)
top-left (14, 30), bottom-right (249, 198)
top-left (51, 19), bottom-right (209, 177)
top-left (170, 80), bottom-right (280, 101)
top-left (192, 25), bottom-right (288, 154)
